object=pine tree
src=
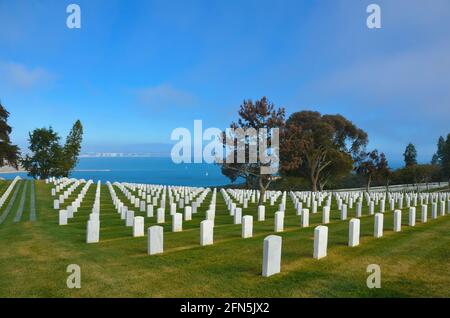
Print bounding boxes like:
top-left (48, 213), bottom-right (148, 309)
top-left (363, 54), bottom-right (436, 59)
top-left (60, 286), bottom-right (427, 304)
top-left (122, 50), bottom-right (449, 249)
top-left (60, 120), bottom-right (83, 177)
top-left (0, 100), bottom-right (20, 168)
top-left (403, 143), bottom-right (417, 167)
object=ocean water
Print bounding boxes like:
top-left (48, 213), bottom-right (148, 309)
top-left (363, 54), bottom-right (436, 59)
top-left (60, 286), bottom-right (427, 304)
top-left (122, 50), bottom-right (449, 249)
top-left (1, 157), bottom-right (234, 187)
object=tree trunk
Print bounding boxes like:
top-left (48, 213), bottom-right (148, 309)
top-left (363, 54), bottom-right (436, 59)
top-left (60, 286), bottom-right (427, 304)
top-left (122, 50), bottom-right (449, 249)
top-left (310, 170), bottom-right (318, 192)
top-left (366, 175), bottom-right (372, 192)
top-left (257, 176), bottom-right (268, 206)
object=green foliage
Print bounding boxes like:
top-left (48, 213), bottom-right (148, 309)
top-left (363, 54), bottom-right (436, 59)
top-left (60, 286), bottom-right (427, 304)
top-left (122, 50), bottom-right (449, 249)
top-left (21, 121), bottom-right (83, 179)
top-left (392, 164), bottom-right (441, 186)
top-left (403, 143), bottom-right (417, 167)
top-left (281, 110), bottom-right (368, 191)
top-left (21, 127), bottom-right (62, 179)
top-left (219, 97), bottom-right (285, 204)
top-left (60, 120), bottom-right (83, 177)
top-left (432, 134), bottom-right (450, 181)
top-left (0, 101), bottom-right (20, 168)
top-left (355, 149), bottom-right (390, 190)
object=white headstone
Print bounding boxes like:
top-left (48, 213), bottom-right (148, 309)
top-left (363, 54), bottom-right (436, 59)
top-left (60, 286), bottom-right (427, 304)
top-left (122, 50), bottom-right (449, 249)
top-left (312, 201), bottom-right (317, 214)
top-left (393, 209), bottom-right (401, 232)
top-left (147, 226), bottom-right (163, 255)
top-left (53, 199), bottom-right (60, 210)
top-left (59, 210), bottom-right (68, 225)
top-left (301, 209), bottom-right (309, 228)
top-left (200, 220), bottom-right (214, 246)
top-left (313, 225), bottom-right (328, 259)
top-left (147, 204), bottom-right (154, 217)
top-left (380, 199), bottom-right (385, 213)
top-left (431, 202), bottom-right (437, 219)
top-left (258, 205), bottom-right (265, 221)
top-left (67, 205), bottom-right (74, 218)
top-left (170, 203), bottom-right (177, 215)
top-left (274, 211), bottom-right (284, 232)
top-left (172, 213), bottom-right (182, 232)
top-left (86, 220), bottom-right (100, 243)
top-left (234, 207), bottom-right (242, 224)
top-left (349, 218), bottom-right (360, 247)
top-left (157, 208), bottom-right (165, 223)
top-left (421, 205), bottom-right (428, 223)
top-left (322, 206), bottom-right (330, 224)
top-left (369, 201), bottom-right (374, 215)
top-left (374, 213), bottom-right (383, 238)
top-left (206, 210), bottom-right (215, 226)
top-left (242, 215), bottom-right (253, 238)
top-left (356, 202), bottom-right (362, 218)
top-left (133, 216), bottom-right (145, 237)
top-left (262, 235), bottom-right (282, 277)
top-left (409, 207), bottom-right (416, 227)
top-left (126, 210), bottom-right (135, 227)
top-left (341, 204), bottom-right (347, 220)
top-left (184, 206), bottom-right (192, 221)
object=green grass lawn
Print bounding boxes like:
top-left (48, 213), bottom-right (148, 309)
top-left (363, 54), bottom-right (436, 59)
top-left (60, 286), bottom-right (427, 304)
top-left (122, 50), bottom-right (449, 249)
top-left (0, 179), bottom-right (449, 297)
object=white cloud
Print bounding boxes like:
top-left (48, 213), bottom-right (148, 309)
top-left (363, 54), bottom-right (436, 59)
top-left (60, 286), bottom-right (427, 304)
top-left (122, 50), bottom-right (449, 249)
top-left (0, 61), bottom-right (55, 89)
top-left (308, 41), bottom-right (450, 117)
top-left (134, 84), bottom-right (197, 108)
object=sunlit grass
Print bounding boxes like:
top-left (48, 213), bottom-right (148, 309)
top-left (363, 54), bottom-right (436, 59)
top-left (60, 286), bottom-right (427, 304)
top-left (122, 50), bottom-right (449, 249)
top-left (0, 180), bottom-right (449, 297)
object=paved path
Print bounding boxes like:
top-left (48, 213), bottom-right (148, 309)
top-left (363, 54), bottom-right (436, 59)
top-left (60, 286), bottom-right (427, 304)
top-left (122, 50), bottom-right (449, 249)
top-left (14, 181), bottom-right (28, 223)
top-left (29, 180), bottom-right (37, 222)
top-left (0, 180), bottom-right (21, 225)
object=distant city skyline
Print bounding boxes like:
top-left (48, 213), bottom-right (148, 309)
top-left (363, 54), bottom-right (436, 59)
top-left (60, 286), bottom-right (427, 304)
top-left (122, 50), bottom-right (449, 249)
top-left (1, 0), bottom-right (450, 166)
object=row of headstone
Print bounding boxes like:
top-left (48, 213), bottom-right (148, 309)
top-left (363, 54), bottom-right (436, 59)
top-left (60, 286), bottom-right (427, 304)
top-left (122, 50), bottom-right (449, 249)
top-left (58, 180), bottom-right (93, 225)
top-left (0, 176), bottom-right (21, 208)
top-left (86, 181), bottom-right (101, 243)
top-left (262, 201), bottom-right (449, 277)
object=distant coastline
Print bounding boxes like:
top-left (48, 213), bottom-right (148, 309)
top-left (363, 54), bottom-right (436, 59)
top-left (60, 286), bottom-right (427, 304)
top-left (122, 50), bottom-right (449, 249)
top-left (0, 166), bottom-right (25, 174)
top-left (79, 152), bottom-right (170, 158)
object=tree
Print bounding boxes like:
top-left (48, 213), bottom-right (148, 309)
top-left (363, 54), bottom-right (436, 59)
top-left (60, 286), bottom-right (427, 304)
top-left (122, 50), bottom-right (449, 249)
top-left (281, 111), bottom-right (368, 191)
top-left (431, 134), bottom-right (450, 182)
top-left (377, 152), bottom-right (391, 191)
top-left (21, 127), bottom-right (63, 179)
top-left (0, 101), bottom-right (20, 168)
top-left (355, 150), bottom-right (380, 191)
top-left (403, 143), bottom-right (417, 167)
top-left (317, 150), bottom-right (353, 191)
top-left (394, 164), bottom-right (440, 191)
top-left (431, 136), bottom-right (445, 165)
top-left (219, 97), bottom-right (285, 205)
top-left (59, 120), bottom-right (83, 177)
top-left (440, 134), bottom-right (450, 182)
top-left (21, 120), bottom-right (84, 179)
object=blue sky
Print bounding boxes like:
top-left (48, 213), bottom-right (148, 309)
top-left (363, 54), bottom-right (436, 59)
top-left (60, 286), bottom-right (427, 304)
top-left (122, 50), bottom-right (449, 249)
top-left (1, 0), bottom-right (449, 167)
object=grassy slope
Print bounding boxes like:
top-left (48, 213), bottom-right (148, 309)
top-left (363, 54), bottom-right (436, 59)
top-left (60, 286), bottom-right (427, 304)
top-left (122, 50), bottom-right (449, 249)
top-left (0, 180), bottom-right (449, 297)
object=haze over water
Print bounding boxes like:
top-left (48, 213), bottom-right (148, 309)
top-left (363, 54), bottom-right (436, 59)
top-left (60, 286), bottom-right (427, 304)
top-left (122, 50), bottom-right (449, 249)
top-left (1, 157), bottom-right (233, 187)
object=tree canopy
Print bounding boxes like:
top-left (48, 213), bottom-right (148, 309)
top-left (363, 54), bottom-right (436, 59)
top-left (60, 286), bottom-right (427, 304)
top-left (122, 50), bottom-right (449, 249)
top-left (403, 143), bottom-right (418, 167)
top-left (21, 120), bottom-right (84, 179)
top-left (219, 97), bottom-right (285, 205)
top-left (0, 101), bottom-right (20, 168)
top-left (280, 111), bottom-right (368, 191)
top-left (355, 150), bottom-right (390, 191)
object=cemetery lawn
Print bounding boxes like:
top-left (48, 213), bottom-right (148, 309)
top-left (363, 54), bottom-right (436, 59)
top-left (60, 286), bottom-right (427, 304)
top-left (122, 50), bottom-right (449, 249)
top-left (0, 180), bottom-right (449, 298)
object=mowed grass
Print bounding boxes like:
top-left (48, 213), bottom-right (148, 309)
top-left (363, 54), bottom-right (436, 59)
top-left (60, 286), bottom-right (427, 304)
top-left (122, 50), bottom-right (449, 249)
top-left (0, 180), bottom-right (449, 297)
